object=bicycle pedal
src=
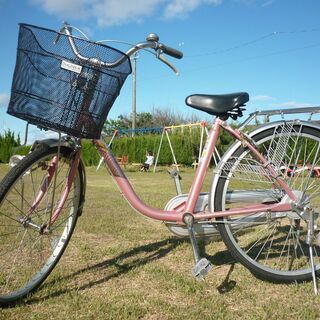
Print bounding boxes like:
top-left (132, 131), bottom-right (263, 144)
top-left (192, 258), bottom-right (213, 280)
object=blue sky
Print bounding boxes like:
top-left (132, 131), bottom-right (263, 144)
top-left (1, 0), bottom-right (320, 142)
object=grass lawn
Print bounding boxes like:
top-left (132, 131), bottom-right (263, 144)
top-left (0, 163), bottom-right (319, 319)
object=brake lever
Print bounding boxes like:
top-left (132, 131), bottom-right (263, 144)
top-left (158, 54), bottom-right (180, 76)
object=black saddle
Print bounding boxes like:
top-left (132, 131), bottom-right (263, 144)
top-left (185, 92), bottom-right (249, 120)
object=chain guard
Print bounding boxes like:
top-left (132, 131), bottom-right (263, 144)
top-left (164, 193), bottom-right (221, 240)
top-left (164, 189), bottom-right (281, 239)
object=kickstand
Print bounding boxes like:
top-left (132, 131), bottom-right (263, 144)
top-left (183, 214), bottom-right (212, 280)
top-left (309, 245), bottom-right (318, 295)
top-left (167, 168), bottom-right (182, 195)
top-left (307, 212), bottom-right (318, 295)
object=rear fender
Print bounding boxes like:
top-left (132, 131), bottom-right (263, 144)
top-left (209, 120), bottom-right (320, 212)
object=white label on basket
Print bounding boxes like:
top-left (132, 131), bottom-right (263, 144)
top-left (61, 60), bottom-right (82, 74)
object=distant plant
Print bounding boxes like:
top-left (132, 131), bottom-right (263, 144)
top-left (0, 130), bottom-right (21, 163)
top-left (82, 140), bottom-right (101, 166)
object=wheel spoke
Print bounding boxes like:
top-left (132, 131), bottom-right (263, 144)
top-left (245, 223), bottom-right (276, 255)
top-left (4, 229), bottom-right (28, 291)
top-left (215, 123), bottom-right (320, 281)
top-left (253, 224), bottom-right (277, 262)
top-left (0, 147), bottom-right (80, 302)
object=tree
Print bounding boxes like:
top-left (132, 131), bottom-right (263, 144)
top-left (103, 115), bottom-right (131, 135)
top-left (103, 107), bottom-right (207, 135)
top-left (103, 111), bottom-right (161, 135)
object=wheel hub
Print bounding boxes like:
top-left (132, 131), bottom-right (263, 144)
top-left (280, 190), bottom-right (318, 221)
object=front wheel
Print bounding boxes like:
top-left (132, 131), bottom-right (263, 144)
top-left (211, 121), bottom-right (320, 282)
top-left (0, 144), bottom-right (84, 305)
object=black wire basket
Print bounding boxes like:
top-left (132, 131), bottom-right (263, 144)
top-left (7, 24), bottom-right (132, 139)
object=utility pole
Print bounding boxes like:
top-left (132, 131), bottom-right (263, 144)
top-left (131, 53), bottom-right (138, 137)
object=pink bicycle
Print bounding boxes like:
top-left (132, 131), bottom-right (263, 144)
top-left (1, 23), bottom-right (320, 304)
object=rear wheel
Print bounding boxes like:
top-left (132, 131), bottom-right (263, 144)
top-left (0, 144), bottom-right (83, 305)
top-left (212, 122), bottom-right (320, 282)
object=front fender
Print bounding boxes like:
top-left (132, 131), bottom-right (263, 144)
top-left (31, 138), bottom-right (76, 151)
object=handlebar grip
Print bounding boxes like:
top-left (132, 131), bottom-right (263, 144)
top-left (159, 44), bottom-right (183, 59)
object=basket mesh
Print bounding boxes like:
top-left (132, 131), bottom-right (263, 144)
top-left (7, 24), bottom-right (132, 139)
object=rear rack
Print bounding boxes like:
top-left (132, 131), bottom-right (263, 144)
top-left (239, 106), bottom-right (320, 129)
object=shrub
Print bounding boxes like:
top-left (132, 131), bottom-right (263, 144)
top-left (81, 140), bottom-right (101, 166)
top-left (0, 128), bottom-right (233, 166)
top-left (0, 130), bottom-right (22, 163)
top-left (107, 128), bottom-right (233, 166)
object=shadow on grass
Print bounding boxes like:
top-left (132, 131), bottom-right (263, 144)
top-left (28, 238), bottom-right (185, 304)
top-left (27, 237), bottom-right (237, 304)
top-left (198, 240), bottom-right (237, 293)
top-left (216, 264), bottom-right (237, 294)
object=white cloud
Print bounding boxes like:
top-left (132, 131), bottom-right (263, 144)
top-left (27, 128), bottom-right (61, 145)
top-left (32, 0), bottom-right (274, 25)
top-left (164, 0), bottom-right (221, 19)
top-left (32, 0), bottom-right (224, 26)
top-left (251, 95), bottom-right (275, 102)
top-left (92, 0), bottom-right (164, 26)
top-left (0, 93), bottom-right (9, 108)
top-left (262, 0), bottom-right (275, 7)
top-left (234, 0), bottom-right (276, 7)
top-left (31, 0), bottom-right (89, 19)
top-left (276, 101), bottom-right (315, 108)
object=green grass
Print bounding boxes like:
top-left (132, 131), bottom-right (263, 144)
top-left (0, 164), bottom-right (320, 319)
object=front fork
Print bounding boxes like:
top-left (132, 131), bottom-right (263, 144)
top-left (21, 146), bottom-right (81, 234)
top-left (46, 148), bottom-right (81, 230)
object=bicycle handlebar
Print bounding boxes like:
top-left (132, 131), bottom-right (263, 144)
top-left (158, 43), bottom-right (183, 59)
top-left (57, 23), bottom-right (183, 73)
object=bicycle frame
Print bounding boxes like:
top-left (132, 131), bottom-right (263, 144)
top-left (91, 117), bottom-right (296, 224)
top-left (5, 22), bottom-right (320, 302)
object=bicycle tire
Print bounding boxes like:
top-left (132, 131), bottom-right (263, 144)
top-left (0, 144), bottom-right (84, 305)
top-left (211, 121), bottom-right (320, 282)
